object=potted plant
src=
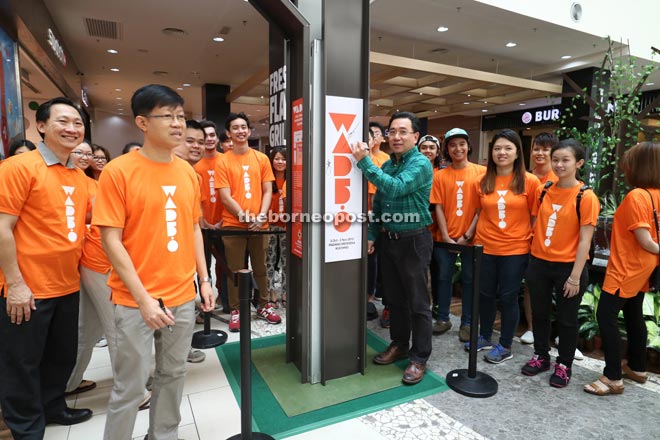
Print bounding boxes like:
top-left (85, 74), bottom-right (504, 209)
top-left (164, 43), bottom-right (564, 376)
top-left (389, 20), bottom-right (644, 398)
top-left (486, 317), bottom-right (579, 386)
top-left (578, 284), bottom-right (601, 351)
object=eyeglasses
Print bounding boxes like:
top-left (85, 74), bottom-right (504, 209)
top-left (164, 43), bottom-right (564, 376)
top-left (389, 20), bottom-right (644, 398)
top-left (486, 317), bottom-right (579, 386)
top-left (387, 130), bottom-right (411, 138)
top-left (71, 151), bottom-right (94, 158)
top-left (93, 156), bottom-right (107, 162)
top-left (143, 114), bottom-right (186, 123)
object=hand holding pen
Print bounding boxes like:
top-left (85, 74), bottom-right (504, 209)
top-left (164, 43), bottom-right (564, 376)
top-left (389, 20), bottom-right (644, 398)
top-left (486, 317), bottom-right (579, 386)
top-left (157, 298), bottom-right (174, 332)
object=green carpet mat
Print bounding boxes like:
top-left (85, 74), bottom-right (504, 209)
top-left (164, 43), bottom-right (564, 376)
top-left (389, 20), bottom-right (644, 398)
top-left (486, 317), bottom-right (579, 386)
top-left (215, 330), bottom-right (449, 439)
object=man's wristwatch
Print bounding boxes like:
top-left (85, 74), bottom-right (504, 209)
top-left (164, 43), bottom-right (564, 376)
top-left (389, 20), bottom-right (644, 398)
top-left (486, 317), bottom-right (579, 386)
top-left (201, 277), bottom-right (211, 284)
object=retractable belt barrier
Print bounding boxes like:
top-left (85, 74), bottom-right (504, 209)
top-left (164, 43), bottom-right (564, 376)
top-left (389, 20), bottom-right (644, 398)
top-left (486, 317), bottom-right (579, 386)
top-left (435, 242), bottom-right (498, 398)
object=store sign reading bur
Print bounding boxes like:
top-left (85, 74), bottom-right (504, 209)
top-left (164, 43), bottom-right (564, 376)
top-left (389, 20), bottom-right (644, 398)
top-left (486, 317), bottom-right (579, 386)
top-left (521, 108), bottom-right (560, 124)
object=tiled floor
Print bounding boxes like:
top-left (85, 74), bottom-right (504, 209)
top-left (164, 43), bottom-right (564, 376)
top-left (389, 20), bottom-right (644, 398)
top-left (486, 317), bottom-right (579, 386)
top-left (45, 301), bottom-right (660, 440)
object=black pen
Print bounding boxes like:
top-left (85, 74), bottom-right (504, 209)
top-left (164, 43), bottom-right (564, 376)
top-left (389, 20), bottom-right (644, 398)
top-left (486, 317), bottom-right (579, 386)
top-left (158, 298), bottom-right (173, 332)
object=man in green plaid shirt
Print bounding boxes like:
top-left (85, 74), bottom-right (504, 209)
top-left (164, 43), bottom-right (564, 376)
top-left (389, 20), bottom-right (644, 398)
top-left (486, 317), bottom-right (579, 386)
top-left (351, 111), bottom-right (433, 385)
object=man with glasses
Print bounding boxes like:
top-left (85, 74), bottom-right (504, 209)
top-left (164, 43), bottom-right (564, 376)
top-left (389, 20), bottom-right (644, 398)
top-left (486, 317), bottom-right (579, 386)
top-left (0, 97), bottom-right (93, 438)
top-left (94, 84), bottom-right (214, 440)
top-left (352, 111), bottom-right (434, 385)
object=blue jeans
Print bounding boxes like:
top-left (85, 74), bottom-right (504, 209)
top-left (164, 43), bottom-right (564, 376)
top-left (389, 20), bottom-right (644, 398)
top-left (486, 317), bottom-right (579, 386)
top-left (479, 253), bottom-right (528, 348)
top-left (432, 246), bottom-right (473, 326)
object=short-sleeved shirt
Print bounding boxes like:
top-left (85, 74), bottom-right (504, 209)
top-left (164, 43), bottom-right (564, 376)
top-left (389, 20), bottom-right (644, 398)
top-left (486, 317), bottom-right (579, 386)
top-left (603, 188), bottom-right (660, 298)
top-left (430, 163), bottom-right (485, 242)
top-left (473, 172), bottom-right (541, 256)
top-left (93, 152), bottom-right (202, 308)
top-left (80, 178), bottom-right (111, 274)
top-left (194, 154), bottom-right (224, 225)
top-left (530, 183), bottom-right (600, 262)
top-left (535, 169), bottom-right (558, 185)
top-left (269, 178), bottom-right (286, 228)
top-left (0, 144), bottom-right (90, 298)
top-left (215, 149), bottom-right (275, 229)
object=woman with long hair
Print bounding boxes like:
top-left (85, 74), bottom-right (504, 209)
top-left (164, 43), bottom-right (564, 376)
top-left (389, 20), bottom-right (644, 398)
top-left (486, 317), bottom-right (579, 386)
top-left (90, 144), bottom-right (111, 180)
top-left (521, 139), bottom-right (599, 387)
top-left (584, 142), bottom-right (660, 395)
top-left (467, 129), bottom-right (541, 363)
top-left (266, 147), bottom-right (287, 307)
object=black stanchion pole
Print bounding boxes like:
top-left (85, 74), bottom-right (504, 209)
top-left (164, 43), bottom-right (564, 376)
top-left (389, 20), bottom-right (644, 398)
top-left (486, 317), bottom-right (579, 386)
top-left (445, 244), bottom-right (498, 398)
top-left (227, 269), bottom-right (274, 440)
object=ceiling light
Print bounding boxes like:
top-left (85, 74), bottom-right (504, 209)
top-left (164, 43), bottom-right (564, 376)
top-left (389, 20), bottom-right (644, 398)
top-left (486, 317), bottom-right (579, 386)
top-left (561, 55), bottom-right (572, 59)
top-left (482, 109), bottom-right (488, 112)
top-left (483, 101), bottom-right (488, 104)
top-left (183, 83), bottom-right (191, 87)
top-left (505, 42), bottom-right (517, 48)
top-left (116, 97), bottom-right (122, 100)
top-left (419, 92), bottom-right (423, 95)
top-left (110, 68), bottom-right (120, 72)
top-left (437, 26), bottom-right (449, 32)
top-left (467, 94), bottom-right (471, 97)
top-left (107, 49), bottom-right (118, 54)
top-left (260, 95), bottom-right (264, 99)
top-left (434, 110), bottom-right (438, 113)
top-left (176, 87), bottom-right (184, 91)
top-left (115, 88), bottom-right (122, 92)
top-left (519, 103), bottom-right (526, 106)
top-left (647, 82), bottom-right (655, 86)
top-left (463, 102), bottom-right (469, 105)
top-left (525, 127), bottom-right (531, 130)
top-left (212, 37), bottom-right (225, 42)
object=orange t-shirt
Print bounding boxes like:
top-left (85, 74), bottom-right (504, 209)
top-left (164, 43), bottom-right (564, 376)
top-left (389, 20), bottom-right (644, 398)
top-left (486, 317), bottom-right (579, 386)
top-left (194, 154), bottom-right (224, 225)
top-left (430, 163), bottom-right (486, 242)
top-left (93, 153), bottom-right (201, 308)
top-left (80, 178), bottom-right (112, 273)
top-left (0, 149), bottom-right (90, 297)
top-left (603, 188), bottom-right (660, 298)
top-left (215, 149), bottom-right (275, 228)
top-left (474, 172), bottom-right (541, 256)
top-left (368, 150), bottom-right (390, 196)
top-left (534, 168), bottom-right (558, 184)
top-left (269, 178), bottom-right (286, 228)
top-left (530, 183), bottom-right (600, 262)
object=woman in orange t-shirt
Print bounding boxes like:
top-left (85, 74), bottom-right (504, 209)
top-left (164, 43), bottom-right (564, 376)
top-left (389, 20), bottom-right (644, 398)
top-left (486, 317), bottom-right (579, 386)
top-left (584, 142), bottom-right (660, 396)
top-left (266, 147), bottom-right (287, 307)
top-left (470, 129), bottom-right (540, 364)
top-left (522, 139), bottom-right (599, 388)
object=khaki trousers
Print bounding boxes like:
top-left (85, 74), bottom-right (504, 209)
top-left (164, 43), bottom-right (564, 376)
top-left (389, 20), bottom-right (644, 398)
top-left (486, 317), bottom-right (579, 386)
top-left (221, 227), bottom-right (269, 310)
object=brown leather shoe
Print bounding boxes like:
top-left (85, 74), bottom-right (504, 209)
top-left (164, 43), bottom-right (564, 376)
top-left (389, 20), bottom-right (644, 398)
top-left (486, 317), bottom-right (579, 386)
top-left (402, 361), bottom-right (426, 385)
top-left (373, 343), bottom-right (409, 365)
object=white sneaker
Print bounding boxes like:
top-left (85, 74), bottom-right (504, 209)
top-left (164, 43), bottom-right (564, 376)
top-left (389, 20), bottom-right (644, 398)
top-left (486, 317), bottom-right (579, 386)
top-left (520, 330), bottom-right (534, 344)
top-left (95, 338), bottom-right (108, 348)
top-left (574, 347), bottom-right (584, 360)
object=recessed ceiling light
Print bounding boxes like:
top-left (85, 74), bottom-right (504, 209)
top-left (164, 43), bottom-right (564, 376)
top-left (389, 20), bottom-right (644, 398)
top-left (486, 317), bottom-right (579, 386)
top-left (483, 101), bottom-right (488, 104)
top-left (107, 49), bottom-right (118, 54)
top-left (463, 102), bottom-right (470, 105)
top-left (646, 82), bottom-right (655, 86)
top-left (110, 68), bottom-right (120, 72)
top-left (114, 88), bottom-right (122, 92)
top-left (419, 92), bottom-right (423, 95)
top-left (260, 95), bottom-right (264, 99)
top-left (505, 42), bottom-right (517, 48)
top-left (519, 103), bottom-right (526, 106)
top-left (482, 109), bottom-right (488, 112)
top-left (212, 37), bottom-right (225, 42)
top-left (183, 83), bottom-right (191, 87)
top-left (176, 87), bottom-right (184, 91)
top-left (437, 26), bottom-right (449, 32)
top-left (561, 55), bottom-right (572, 59)
top-left (434, 110), bottom-right (438, 113)
top-left (116, 97), bottom-right (122, 100)
top-left (525, 127), bottom-right (531, 130)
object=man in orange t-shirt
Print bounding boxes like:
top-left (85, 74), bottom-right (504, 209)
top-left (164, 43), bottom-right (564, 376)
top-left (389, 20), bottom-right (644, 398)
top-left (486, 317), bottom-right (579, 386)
top-left (0, 98), bottom-right (93, 437)
top-left (215, 112), bottom-right (280, 332)
top-left (93, 85), bottom-right (213, 440)
top-left (195, 120), bottom-right (229, 312)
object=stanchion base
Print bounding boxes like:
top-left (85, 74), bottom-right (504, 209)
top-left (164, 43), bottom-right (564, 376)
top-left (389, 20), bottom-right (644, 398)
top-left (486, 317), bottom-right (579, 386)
top-left (227, 432), bottom-right (274, 440)
top-left (446, 369), bottom-right (498, 398)
top-left (191, 329), bottom-right (228, 349)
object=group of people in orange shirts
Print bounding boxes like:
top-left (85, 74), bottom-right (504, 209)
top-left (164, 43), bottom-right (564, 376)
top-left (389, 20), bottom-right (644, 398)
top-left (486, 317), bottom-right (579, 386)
top-left (419, 127), bottom-right (658, 392)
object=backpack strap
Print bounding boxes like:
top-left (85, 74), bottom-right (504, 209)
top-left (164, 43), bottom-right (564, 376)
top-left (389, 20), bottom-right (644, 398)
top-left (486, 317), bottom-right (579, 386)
top-left (538, 181), bottom-right (553, 206)
top-left (575, 185), bottom-right (590, 223)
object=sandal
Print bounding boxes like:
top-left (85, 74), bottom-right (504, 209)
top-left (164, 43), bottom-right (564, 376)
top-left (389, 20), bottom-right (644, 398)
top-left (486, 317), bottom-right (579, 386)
top-left (65, 379), bottom-right (96, 396)
top-left (281, 294), bottom-right (287, 308)
top-left (622, 363), bottom-right (648, 384)
top-left (583, 376), bottom-right (624, 396)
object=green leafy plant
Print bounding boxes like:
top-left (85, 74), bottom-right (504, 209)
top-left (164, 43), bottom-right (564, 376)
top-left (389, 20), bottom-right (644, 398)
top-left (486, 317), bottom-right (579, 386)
top-left (578, 283), bottom-right (601, 341)
top-left (642, 291), bottom-right (660, 351)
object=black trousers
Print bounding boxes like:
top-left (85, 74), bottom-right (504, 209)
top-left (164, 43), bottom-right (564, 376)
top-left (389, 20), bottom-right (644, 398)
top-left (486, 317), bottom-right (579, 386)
top-left (0, 292), bottom-right (79, 440)
top-left (526, 257), bottom-right (587, 367)
top-left (378, 229), bottom-right (433, 364)
top-left (202, 229), bottom-right (229, 311)
top-left (597, 289), bottom-right (647, 380)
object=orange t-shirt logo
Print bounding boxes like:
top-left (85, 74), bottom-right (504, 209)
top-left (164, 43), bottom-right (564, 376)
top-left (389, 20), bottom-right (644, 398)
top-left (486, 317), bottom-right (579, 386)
top-left (62, 185), bottom-right (79, 242)
top-left (544, 204), bottom-right (563, 247)
top-left (242, 165), bottom-right (253, 200)
top-left (497, 190), bottom-right (508, 229)
top-left (207, 170), bottom-right (217, 203)
top-left (163, 186), bottom-right (179, 252)
top-left (456, 181), bottom-right (465, 217)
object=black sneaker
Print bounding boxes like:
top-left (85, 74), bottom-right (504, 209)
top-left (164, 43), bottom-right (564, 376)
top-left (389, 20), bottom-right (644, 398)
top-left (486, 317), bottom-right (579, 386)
top-left (521, 355), bottom-right (551, 376)
top-left (549, 363), bottom-right (572, 388)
